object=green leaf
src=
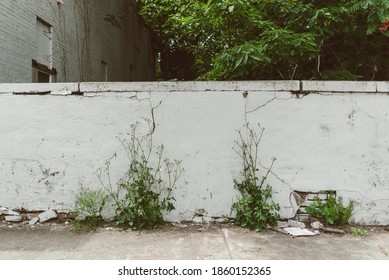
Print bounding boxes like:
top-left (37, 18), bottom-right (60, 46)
top-left (234, 55), bottom-right (244, 70)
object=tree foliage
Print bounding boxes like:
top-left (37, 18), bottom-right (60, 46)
top-left (136, 0), bottom-right (389, 80)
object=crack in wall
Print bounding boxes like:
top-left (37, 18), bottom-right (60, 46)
top-left (242, 90), bottom-right (389, 217)
top-left (244, 92), bottom-right (293, 116)
top-left (149, 99), bottom-right (160, 135)
top-left (246, 97), bottom-right (278, 113)
top-left (147, 92), bottom-right (172, 135)
top-left (242, 91), bottom-right (295, 212)
top-left (242, 92), bottom-right (298, 218)
top-left (82, 92), bottom-right (138, 99)
top-left (293, 91), bottom-right (336, 99)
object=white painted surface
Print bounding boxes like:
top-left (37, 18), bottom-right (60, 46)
top-left (302, 81), bottom-right (377, 92)
top-left (0, 83), bottom-right (78, 94)
top-left (80, 80), bottom-right (300, 93)
top-left (1, 81), bottom-right (389, 225)
top-left (377, 82), bottom-right (389, 93)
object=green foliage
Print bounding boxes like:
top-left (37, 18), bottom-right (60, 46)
top-left (136, 0), bottom-right (389, 80)
top-left (306, 195), bottom-right (353, 226)
top-left (100, 120), bottom-right (182, 230)
top-left (351, 227), bottom-right (368, 236)
top-left (72, 188), bottom-right (108, 231)
top-left (320, 68), bottom-right (362, 81)
top-left (350, 0), bottom-right (389, 34)
top-left (232, 123), bottom-right (280, 232)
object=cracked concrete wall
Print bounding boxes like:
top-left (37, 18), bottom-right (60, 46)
top-left (1, 81), bottom-right (389, 225)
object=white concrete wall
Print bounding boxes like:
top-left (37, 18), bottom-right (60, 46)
top-left (0, 0), bottom-right (154, 83)
top-left (1, 81), bottom-right (389, 225)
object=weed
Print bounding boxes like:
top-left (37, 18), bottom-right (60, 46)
top-left (351, 227), bottom-right (368, 236)
top-left (306, 195), bottom-right (353, 226)
top-left (232, 123), bottom-right (280, 232)
top-left (99, 120), bottom-right (182, 230)
top-left (71, 188), bottom-right (108, 231)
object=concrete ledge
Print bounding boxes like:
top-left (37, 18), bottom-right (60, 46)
top-left (0, 83), bottom-right (79, 94)
top-left (302, 81), bottom-right (377, 93)
top-left (377, 82), bottom-right (389, 93)
top-left (2, 81), bottom-right (386, 95)
top-left (80, 81), bottom-right (301, 93)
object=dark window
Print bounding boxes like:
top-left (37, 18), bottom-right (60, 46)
top-left (32, 59), bottom-right (56, 83)
top-left (38, 71), bottom-right (50, 83)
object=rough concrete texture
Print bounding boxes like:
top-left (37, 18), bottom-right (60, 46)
top-left (1, 81), bottom-right (389, 225)
top-left (38, 210), bottom-right (57, 223)
top-left (79, 80), bottom-right (301, 93)
top-left (301, 80), bottom-right (377, 92)
top-left (0, 223), bottom-right (389, 260)
top-left (377, 82), bottom-right (389, 92)
top-left (0, 83), bottom-right (78, 95)
top-left (4, 216), bottom-right (22, 222)
top-left (28, 217), bottom-right (40, 226)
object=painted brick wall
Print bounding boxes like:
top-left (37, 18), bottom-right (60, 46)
top-left (0, 0), bottom-right (154, 83)
top-left (1, 81), bottom-right (389, 225)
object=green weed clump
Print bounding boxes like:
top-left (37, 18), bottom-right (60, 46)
top-left (351, 227), bottom-right (368, 236)
top-left (232, 123), bottom-right (280, 232)
top-left (100, 120), bottom-right (182, 230)
top-left (72, 188), bottom-right (107, 231)
top-left (306, 195), bottom-right (353, 226)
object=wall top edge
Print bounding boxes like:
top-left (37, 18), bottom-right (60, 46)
top-left (1, 81), bottom-right (389, 94)
top-left (79, 81), bottom-right (301, 92)
top-left (0, 83), bottom-right (79, 94)
top-left (302, 80), bottom-right (381, 93)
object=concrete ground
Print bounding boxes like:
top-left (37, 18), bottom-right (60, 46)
top-left (1, 221), bottom-right (389, 260)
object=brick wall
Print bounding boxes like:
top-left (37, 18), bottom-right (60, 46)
top-left (0, 0), bottom-right (155, 83)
